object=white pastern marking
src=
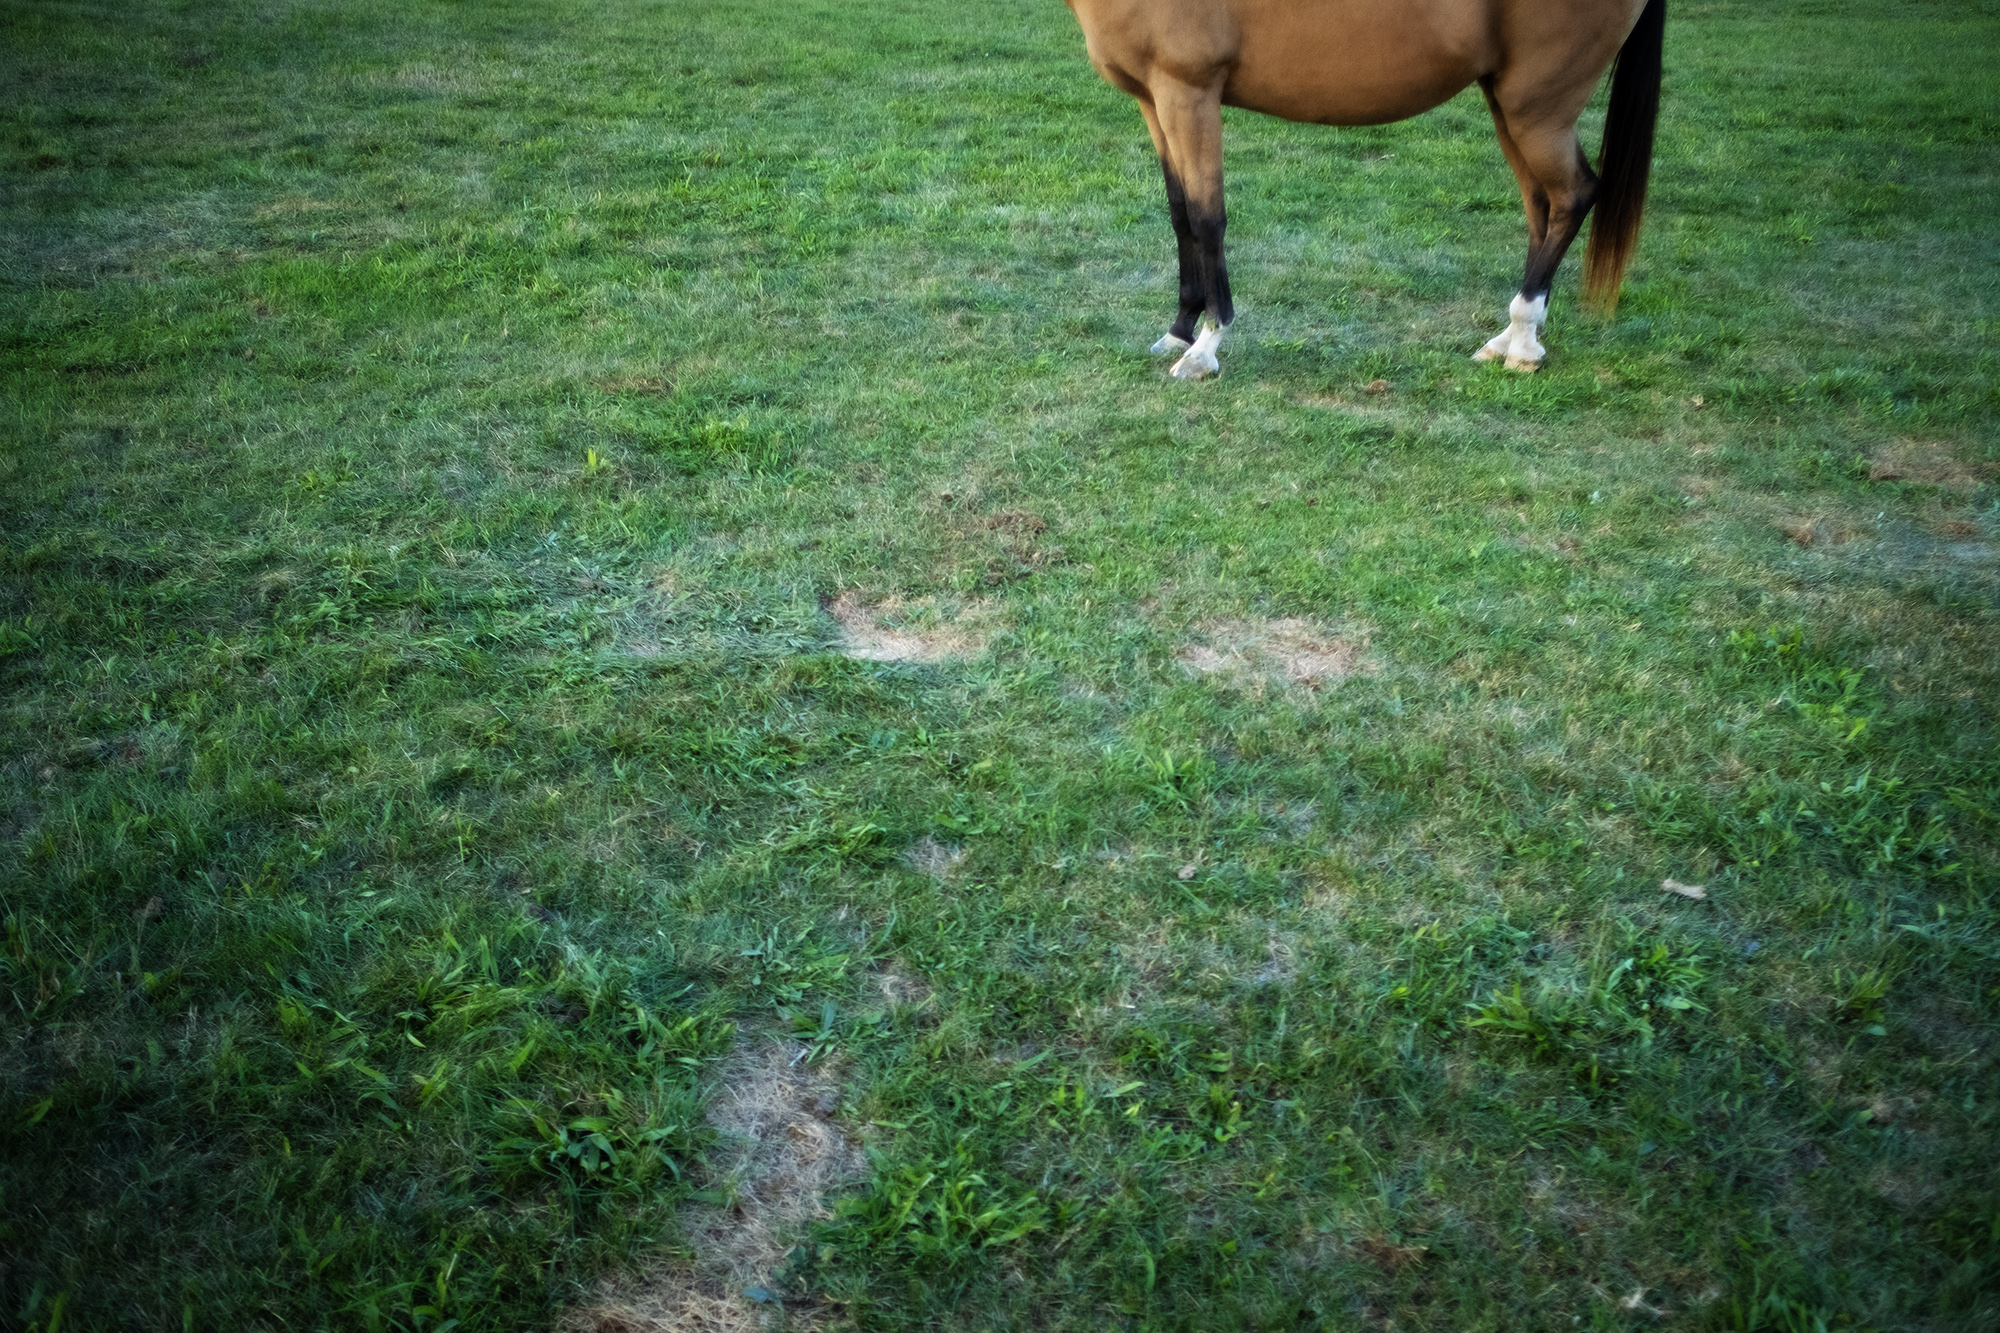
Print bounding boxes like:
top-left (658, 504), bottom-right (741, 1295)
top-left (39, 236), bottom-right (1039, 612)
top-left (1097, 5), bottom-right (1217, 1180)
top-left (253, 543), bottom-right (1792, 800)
top-left (1473, 293), bottom-right (1546, 371)
top-left (1170, 322), bottom-right (1226, 380)
top-left (1151, 333), bottom-right (1192, 356)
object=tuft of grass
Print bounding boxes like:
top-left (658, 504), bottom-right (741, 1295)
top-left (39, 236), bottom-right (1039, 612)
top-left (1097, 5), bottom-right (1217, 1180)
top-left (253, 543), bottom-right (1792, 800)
top-left (4, 0), bottom-right (1998, 1329)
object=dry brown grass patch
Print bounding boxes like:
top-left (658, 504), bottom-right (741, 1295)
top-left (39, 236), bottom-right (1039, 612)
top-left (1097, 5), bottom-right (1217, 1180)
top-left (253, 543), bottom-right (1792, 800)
top-left (951, 508), bottom-right (1064, 584)
top-left (1177, 618), bottom-right (1373, 692)
top-left (1253, 933), bottom-right (1299, 986)
top-left (1776, 516), bottom-right (1854, 548)
top-left (827, 592), bottom-right (993, 663)
top-left (362, 64), bottom-right (490, 93)
top-left (981, 509), bottom-right (1047, 536)
top-left (901, 834), bottom-right (965, 880)
top-left (252, 197), bottom-right (337, 219)
top-left (1354, 1236), bottom-right (1428, 1272)
top-left (597, 375), bottom-right (674, 397)
top-left (564, 1041), bottom-right (863, 1333)
top-left (1868, 440), bottom-right (1992, 488)
top-left (872, 967), bottom-right (932, 1009)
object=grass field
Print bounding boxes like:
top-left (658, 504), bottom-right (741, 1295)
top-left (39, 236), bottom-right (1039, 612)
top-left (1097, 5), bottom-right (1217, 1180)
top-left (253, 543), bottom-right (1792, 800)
top-left (4, 0), bottom-right (1998, 1328)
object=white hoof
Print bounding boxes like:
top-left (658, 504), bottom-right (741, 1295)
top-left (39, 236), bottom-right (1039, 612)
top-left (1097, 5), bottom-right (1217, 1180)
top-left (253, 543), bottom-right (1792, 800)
top-left (1151, 333), bottom-right (1192, 357)
top-left (1167, 322), bottom-right (1226, 380)
top-left (1170, 348), bottom-right (1219, 379)
top-left (1475, 293), bottom-right (1547, 369)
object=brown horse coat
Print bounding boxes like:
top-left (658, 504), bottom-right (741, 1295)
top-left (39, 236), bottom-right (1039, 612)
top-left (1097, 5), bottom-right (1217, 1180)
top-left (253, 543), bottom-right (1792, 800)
top-left (1063, 0), bottom-right (1664, 376)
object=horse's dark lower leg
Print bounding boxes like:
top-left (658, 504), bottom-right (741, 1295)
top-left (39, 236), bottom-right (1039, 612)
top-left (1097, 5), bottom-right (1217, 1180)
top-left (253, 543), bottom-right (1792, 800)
top-left (1189, 201), bottom-right (1231, 330)
top-left (1165, 192), bottom-right (1231, 378)
top-left (1149, 77), bottom-right (1231, 377)
top-left (1157, 164), bottom-right (1205, 347)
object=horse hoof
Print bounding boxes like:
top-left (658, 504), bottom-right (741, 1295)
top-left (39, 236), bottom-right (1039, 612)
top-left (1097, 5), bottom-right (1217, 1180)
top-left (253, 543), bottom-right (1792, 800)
top-left (1472, 343), bottom-right (1503, 362)
top-left (1503, 354), bottom-right (1540, 373)
top-left (1151, 334), bottom-right (1192, 356)
top-left (1170, 349), bottom-right (1219, 379)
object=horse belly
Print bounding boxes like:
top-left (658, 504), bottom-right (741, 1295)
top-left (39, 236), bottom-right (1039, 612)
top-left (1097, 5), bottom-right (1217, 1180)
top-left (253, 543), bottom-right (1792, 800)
top-left (1222, 0), bottom-right (1491, 126)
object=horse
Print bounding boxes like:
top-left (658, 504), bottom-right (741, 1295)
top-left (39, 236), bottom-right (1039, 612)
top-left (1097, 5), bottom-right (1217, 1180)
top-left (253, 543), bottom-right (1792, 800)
top-left (1061, 0), bottom-right (1665, 378)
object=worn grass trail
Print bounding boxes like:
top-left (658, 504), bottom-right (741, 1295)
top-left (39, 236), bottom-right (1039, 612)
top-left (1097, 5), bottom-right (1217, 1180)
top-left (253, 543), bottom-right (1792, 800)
top-left (3, 0), bottom-right (1997, 1329)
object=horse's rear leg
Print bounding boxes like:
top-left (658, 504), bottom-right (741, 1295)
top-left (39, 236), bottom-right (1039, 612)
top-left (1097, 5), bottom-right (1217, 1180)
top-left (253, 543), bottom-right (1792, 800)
top-left (1477, 102), bottom-right (1598, 372)
top-left (1142, 79), bottom-right (1232, 379)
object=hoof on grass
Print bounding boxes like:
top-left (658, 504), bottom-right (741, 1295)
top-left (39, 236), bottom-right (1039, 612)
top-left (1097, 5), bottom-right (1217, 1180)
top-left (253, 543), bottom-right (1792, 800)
top-left (1170, 348), bottom-right (1219, 380)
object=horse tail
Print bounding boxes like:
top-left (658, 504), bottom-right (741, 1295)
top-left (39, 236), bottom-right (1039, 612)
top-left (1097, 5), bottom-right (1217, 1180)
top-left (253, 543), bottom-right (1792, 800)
top-left (1582, 0), bottom-right (1665, 313)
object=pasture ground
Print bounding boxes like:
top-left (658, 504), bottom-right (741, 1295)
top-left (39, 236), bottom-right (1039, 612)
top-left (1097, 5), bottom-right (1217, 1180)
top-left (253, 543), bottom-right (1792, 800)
top-left (3, 0), bottom-right (1997, 1328)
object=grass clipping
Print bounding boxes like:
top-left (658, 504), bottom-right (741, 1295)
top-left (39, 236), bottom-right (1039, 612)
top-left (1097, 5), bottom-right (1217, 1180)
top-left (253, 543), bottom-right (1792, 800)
top-left (566, 1042), bottom-right (864, 1333)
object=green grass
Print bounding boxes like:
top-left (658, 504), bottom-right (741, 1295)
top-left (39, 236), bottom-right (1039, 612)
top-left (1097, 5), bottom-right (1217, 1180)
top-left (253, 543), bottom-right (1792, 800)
top-left (3, 0), bottom-right (1998, 1328)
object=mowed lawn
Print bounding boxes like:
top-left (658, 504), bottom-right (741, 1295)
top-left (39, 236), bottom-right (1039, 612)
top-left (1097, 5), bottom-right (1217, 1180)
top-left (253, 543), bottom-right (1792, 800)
top-left (4, 0), bottom-right (1997, 1328)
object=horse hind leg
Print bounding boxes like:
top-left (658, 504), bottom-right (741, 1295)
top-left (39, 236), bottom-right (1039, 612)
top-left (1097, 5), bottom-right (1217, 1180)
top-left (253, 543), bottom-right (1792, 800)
top-left (1144, 78), bottom-right (1232, 379)
top-left (1477, 110), bottom-right (1598, 372)
top-left (1475, 82), bottom-right (1551, 369)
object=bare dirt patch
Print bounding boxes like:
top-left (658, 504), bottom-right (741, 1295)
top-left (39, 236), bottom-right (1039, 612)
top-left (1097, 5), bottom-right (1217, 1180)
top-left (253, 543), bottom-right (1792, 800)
top-left (827, 592), bottom-right (993, 663)
top-left (1868, 440), bottom-right (1992, 489)
top-left (564, 1041), bottom-right (864, 1333)
top-left (1177, 618), bottom-right (1373, 692)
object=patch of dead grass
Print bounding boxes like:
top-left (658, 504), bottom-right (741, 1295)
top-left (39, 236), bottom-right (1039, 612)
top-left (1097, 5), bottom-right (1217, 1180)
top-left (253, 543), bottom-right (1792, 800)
top-left (563, 1042), bottom-right (863, 1333)
top-left (901, 834), bottom-right (964, 880)
top-left (1253, 933), bottom-right (1299, 986)
top-left (597, 375), bottom-right (674, 397)
top-left (251, 196), bottom-right (337, 219)
top-left (1868, 440), bottom-right (1992, 489)
top-left (1776, 516), bottom-right (1855, 548)
top-left (981, 509), bottom-right (1047, 536)
top-left (827, 592), bottom-right (993, 663)
top-left (872, 966), bottom-right (932, 1009)
top-left (953, 509), bottom-right (1065, 585)
top-left (1177, 618), bottom-right (1373, 692)
top-left (1354, 1235), bottom-right (1428, 1272)
top-left (362, 63), bottom-right (491, 94)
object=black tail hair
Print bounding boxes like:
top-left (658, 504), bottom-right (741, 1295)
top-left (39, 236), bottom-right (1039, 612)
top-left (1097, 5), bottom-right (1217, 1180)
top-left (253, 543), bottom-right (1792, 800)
top-left (1582, 0), bottom-right (1665, 313)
